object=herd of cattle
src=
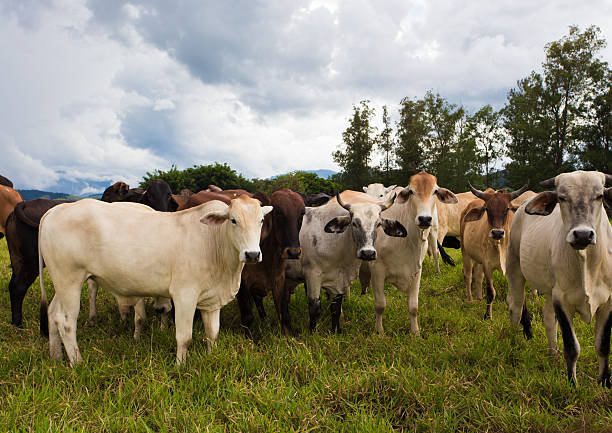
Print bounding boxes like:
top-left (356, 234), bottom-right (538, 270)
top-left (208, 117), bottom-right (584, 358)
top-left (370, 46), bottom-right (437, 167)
top-left (0, 170), bottom-right (610, 387)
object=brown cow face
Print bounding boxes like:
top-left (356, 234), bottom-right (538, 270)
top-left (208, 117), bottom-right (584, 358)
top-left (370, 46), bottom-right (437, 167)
top-left (270, 189), bottom-right (305, 260)
top-left (526, 171), bottom-right (612, 250)
top-left (396, 171), bottom-right (457, 229)
top-left (464, 191), bottom-right (516, 240)
top-left (101, 181), bottom-right (130, 202)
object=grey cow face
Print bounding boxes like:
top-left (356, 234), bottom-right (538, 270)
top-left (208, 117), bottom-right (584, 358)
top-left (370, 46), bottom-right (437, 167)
top-left (324, 202), bottom-right (407, 260)
top-left (526, 171), bottom-right (612, 250)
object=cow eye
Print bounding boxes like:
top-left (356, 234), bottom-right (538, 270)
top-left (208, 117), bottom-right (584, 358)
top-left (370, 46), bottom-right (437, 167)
top-left (231, 218), bottom-right (237, 225)
top-left (352, 221), bottom-right (357, 227)
top-left (596, 194), bottom-right (603, 200)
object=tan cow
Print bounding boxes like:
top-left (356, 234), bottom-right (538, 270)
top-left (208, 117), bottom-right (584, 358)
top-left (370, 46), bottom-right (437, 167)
top-left (507, 171), bottom-right (612, 386)
top-left (39, 196), bottom-right (272, 366)
top-left (460, 184), bottom-right (528, 319)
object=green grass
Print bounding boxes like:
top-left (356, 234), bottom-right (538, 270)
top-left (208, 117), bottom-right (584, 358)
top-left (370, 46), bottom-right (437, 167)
top-left (0, 237), bottom-right (611, 432)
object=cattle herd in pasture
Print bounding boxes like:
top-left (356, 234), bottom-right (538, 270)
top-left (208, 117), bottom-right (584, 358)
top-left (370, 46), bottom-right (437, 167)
top-left (0, 170), bottom-right (610, 387)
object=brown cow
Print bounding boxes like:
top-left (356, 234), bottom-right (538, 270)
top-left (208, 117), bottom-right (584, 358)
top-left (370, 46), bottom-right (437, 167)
top-left (237, 189), bottom-right (305, 336)
top-left (101, 181), bottom-right (144, 203)
top-left (0, 185), bottom-right (23, 239)
top-left (0, 174), bottom-right (13, 188)
top-left (460, 183), bottom-right (528, 319)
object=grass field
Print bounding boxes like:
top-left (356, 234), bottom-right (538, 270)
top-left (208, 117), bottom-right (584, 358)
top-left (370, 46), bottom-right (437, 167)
top-left (0, 238), bottom-right (611, 432)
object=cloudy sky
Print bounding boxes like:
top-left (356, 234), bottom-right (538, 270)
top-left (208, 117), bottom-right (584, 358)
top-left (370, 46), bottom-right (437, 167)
top-left (1, 0), bottom-right (611, 194)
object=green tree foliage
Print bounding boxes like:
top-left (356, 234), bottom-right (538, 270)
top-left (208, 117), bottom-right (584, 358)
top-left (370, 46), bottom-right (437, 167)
top-left (251, 171), bottom-right (340, 196)
top-left (503, 25), bottom-right (609, 186)
top-left (395, 97), bottom-right (427, 180)
top-left (467, 105), bottom-right (504, 186)
top-left (333, 100), bottom-right (377, 190)
top-left (141, 163), bottom-right (254, 192)
top-left (376, 105), bottom-right (395, 184)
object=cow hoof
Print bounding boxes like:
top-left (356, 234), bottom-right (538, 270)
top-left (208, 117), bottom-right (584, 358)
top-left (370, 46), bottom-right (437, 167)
top-left (598, 374), bottom-right (611, 389)
top-left (84, 316), bottom-right (96, 326)
top-left (483, 312), bottom-right (491, 320)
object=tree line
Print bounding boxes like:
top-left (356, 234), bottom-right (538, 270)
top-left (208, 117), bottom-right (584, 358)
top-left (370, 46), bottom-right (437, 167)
top-left (333, 25), bottom-right (610, 192)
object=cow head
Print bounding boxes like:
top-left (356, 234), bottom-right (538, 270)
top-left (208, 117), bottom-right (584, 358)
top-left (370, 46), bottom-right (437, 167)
top-left (525, 171), bottom-right (612, 250)
top-left (101, 181), bottom-right (130, 202)
top-left (464, 183), bottom-right (528, 240)
top-left (395, 171), bottom-right (457, 230)
top-left (324, 192), bottom-right (407, 260)
top-left (270, 189), bottom-right (306, 259)
top-left (141, 180), bottom-right (178, 212)
top-left (363, 183), bottom-right (397, 201)
top-left (200, 195), bottom-right (273, 263)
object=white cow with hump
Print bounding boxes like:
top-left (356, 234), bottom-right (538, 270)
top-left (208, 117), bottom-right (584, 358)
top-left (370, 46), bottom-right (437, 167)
top-left (299, 190), bottom-right (407, 333)
top-left (39, 197), bottom-right (272, 366)
top-left (367, 171), bottom-right (457, 334)
top-left (507, 171), bottom-right (612, 386)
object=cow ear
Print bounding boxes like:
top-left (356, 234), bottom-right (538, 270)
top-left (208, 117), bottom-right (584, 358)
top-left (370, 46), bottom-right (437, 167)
top-left (262, 205), bottom-right (273, 216)
top-left (396, 188), bottom-right (413, 203)
top-left (381, 218), bottom-right (407, 237)
top-left (464, 206), bottom-right (486, 222)
top-left (200, 209), bottom-right (229, 225)
top-left (525, 191), bottom-right (558, 216)
top-left (509, 206), bottom-right (520, 213)
top-left (253, 192), bottom-right (272, 206)
top-left (436, 188), bottom-right (458, 204)
top-left (120, 183), bottom-right (129, 195)
top-left (168, 196), bottom-right (179, 212)
top-left (603, 187), bottom-right (612, 206)
top-left (362, 186), bottom-right (368, 193)
top-left (324, 216), bottom-right (351, 233)
top-left (386, 185), bottom-right (397, 192)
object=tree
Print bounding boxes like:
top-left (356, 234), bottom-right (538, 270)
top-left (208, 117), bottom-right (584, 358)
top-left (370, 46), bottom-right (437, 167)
top-left (468, 105), bottom-right (504, 186)
top-left (141, 163), bottom-right (253, 192)
top-left (395, 97), bottom-right (427, 182)
top-left (333, 100), bottom-right (377, 189)
top-left (377, 105), bottom-right (395, 184)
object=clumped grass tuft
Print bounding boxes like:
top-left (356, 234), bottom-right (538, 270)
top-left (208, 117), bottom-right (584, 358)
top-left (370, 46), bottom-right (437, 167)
top-left (0, 237), bottom-right (611, 432)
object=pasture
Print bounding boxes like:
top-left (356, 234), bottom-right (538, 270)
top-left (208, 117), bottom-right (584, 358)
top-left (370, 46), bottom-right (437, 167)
top-left (0, 238), bottom-right (611, 432)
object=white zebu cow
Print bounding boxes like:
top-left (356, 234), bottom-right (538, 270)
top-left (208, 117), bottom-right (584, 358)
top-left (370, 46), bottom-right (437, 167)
top-left (300, 190), bottom-right (407, 333)
top-left (39, 197), bottom-right (272, 366)
top-left (363, 183), bottom-right (397, 201)
top-left (507, 171), bottom-right (612, 386)
top-left (367, 171), bottom-right (457, 334)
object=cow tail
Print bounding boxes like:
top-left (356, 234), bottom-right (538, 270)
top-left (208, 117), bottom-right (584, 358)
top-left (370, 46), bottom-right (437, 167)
top-left (15, 203), bottom-right (40, 228)
top-left (38, 230), bottom-right (49, 338)
top-left (437, 241), bottom-right (455, 267)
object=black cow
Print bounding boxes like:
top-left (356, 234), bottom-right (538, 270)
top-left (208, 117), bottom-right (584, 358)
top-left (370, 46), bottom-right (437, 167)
top-left (298, 192), bottom-right (332, 207)
top-left (0, 174), bottom-right (13, 188)
top-left (6, 199), bottom-right (70, 328)
top-left (102, 180), bottom-right (177, 211)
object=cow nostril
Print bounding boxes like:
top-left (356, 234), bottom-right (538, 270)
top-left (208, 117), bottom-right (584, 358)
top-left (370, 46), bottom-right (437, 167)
top-left (359, 250), bottom-right (377, 261)
top-left (417, 216), bottom-right (432, 227)
top-left (245, 251), bottom-right (261, 262)
top-left (491, 230), bottom-right (505, 239)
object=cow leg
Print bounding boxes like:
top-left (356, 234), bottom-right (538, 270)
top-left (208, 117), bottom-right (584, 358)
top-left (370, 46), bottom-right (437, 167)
top-left (483, 269), bottom-right (496, 320)
top-left (47, 297), bottom-right (63, 361)
top-left (236, 284), bottom-right (255, 335)
top-left (542, 296), bottom-right (558, 355)
top-left (50, 278), bottom-right (84, 366)
top-left (471, 264), bottom-right (484, 301)
top-left (506, 246), bottom-right (526, 327)
top-left (359, 262), bottom-right (371, 295)
top-left (594, 302), bottom-right (612, 388)
top-left (173, 294), bottom-right (197, 365)
top-left (153, 297), bottom-right (172, 330)
top-left (253, 294), bottom-right (267, 320)
top-left (133, 298), bottom-right (146, 340)
top-left (461, 254), bottom-right (474, 302)
top-left (200, 309), bottom-right (221, 353)
top-left (428, 230), bottom-right (440, 274)
top-left (306, 274), bottom-right (322, 333)
top-left (8, 271), bottom-right (36, 327)
top-left (85, 278), bottom-right (98, 325)
top-left (553, 300), bottom-right (580, 385)
top-left (330, 294), bottom-right (344, 334)
top-left (271, 277), bottom-right (292, 337)
top-left (405, 271), bottom-right (422, 334)
top-left (371, 268), bottom-right (387, 335)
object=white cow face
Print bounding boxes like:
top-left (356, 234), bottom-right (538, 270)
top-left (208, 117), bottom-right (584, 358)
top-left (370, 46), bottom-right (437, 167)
top-left (201, 196), bottom-right (273, 262)
top-left (363, 183), bottom-right (397, 201)
top-left (324, 194), bottom-right (407, 260)
top-left (395, 171), bottom-right (457, 229)
top-left (526, 171), bottom-right (612, 250)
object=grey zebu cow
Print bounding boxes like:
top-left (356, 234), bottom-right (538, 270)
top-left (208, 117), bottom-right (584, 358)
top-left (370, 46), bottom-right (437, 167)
top-left (299, 190), bottom-right (407, 332)
top-left (367, 171), bottom-right (457, 334)
top-left (507, 171), bottom-right (612, 386)
top-left (39, 197), bottom-right (272, 366)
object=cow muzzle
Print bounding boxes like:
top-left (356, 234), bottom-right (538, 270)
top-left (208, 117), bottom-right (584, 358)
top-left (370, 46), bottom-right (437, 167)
top-left (243, 251), bottom-right (262, 263)
top-left (490, 229), bottom-right (505, 240)
top-left (358, 249), bottom-right (377, 261)
top-left (416, 215), bottom-right (432, 229)
top-left (567, 227), bottom-right (596, 250)
top-left (283, 247), bottom-right (302, 260)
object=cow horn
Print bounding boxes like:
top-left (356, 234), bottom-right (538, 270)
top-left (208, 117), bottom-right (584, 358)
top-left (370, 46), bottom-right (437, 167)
top-left (336, 193), bottom-right (351, 211)
top-left (510, 183), bottom-right (529, 200)
top-left (540, 177), bottom-right (556, 189)
top-left (605, 174), bottom-right (612, 187)
top-left (380, 192), bottom-right (396, 211)
top-left (468, 182), bottom-right (487, 200)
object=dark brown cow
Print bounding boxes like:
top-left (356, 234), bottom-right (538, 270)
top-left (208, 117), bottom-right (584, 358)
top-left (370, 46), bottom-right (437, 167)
top-left (0, 174), bottom-right (13, 188)
top-left (101, 181), bottom-right (144, 203)
top-left (5, 199), bottom-right (72, 329)
top-left (460, 183), bottom-right (528, 319)
top-left (237, 189), bottom-right (305, 336)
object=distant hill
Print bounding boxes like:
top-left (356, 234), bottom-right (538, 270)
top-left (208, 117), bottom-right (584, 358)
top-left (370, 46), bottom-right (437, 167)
top-left (17, 190), bottom-right (82, 201)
